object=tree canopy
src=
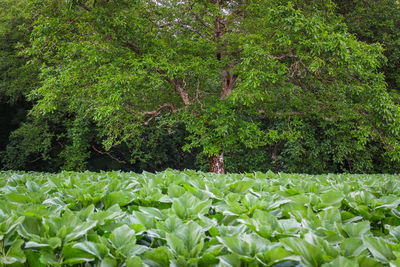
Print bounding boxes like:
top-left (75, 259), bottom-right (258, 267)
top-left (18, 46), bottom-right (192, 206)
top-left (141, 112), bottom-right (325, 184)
top-left (2, 0), bottom-right (400, 173)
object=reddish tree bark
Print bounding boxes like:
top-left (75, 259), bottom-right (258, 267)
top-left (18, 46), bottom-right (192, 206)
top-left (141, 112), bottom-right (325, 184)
top-left (209, 151), bottom-right (225, 174)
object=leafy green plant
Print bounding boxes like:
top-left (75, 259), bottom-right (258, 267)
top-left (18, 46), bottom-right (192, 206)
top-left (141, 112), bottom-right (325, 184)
top-left (1, 170), bottom-right (400, 266)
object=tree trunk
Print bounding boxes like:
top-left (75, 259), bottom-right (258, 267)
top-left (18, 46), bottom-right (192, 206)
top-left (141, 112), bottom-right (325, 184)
top-left (209, 151), bottom-right (225, 174)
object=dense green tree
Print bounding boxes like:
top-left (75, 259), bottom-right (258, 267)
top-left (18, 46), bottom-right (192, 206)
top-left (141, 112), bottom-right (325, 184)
top-left (24, 0), bottom-right (400, 173)
top-left (334, 0), bottom-right (400, 97)
top-left (0, 0), bottom-right (39, 168)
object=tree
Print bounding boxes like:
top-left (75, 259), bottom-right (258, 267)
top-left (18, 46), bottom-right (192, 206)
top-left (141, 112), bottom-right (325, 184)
top-left (0, 0), bottom-right (40, 168)
top-left (26, 0), bottom-right (400, 173)
top-left (334, 0), bottom-right (400, 98)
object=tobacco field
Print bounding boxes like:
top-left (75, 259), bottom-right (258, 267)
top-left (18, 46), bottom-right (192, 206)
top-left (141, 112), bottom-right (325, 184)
top-left (1, 170), bottom-right (400, 266)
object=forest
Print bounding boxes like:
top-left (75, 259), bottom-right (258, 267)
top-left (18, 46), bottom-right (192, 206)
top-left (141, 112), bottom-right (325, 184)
top-left (1, 0), bottom-right (400, 174)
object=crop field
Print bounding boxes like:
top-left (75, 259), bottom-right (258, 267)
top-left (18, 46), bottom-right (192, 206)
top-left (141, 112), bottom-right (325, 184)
top-left (1, 171), bottom-right (400, 266)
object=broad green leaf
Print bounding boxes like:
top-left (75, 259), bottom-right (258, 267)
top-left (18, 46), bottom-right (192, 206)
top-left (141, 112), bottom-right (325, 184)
top-left (281, 237), bottom-right (324, 267)
top-left (65, 220), bottom-right (98, 242)
top-left (318, 207), bottom-right (341, 227)
top-left (166, 221), bottom-right (205, 258)
top-left (321, 256), bottom-right (358, 267)
top-left (319, 191), bottom-right (344, 207)
top-left (0, 239), bottom-right (26, 264)
top-left (388, 225), bottom-right (400, 242)
top-left (100, 257), bottom-right (118, 267)
top-left (171, 192), bottom-right (211, 219)
top-left (109, 225), bottom-right (136, 249)
top-left (228, 180), bottom-right (254, 193)
top-left (126, 210), bottom-right (155, 230)
top-left (39, 250), bottom-right (59, 266)
top-left (218, 254), bottom-right (242, 267)
top-left (73, 241), bottom-right (109, 260)
top-left (238, 209), bottom-right (280, 238)
top-left (0, 215), bottom-right (24, 237)
top-left (17, 216), bottom-right (43, 239)
top-left (139, 206), bottom-right (165, 220)
top-left (340, 237), bottom-right (367, 257)
top-left (103, 191), bottom-right (135, 209)
top-left (166, 233), bottom-right (189, 258)
top-left (25, 241), bottom-right (50, 248)
top-left (342, 221), bottom-right (371, 237)
top-left (126, 256), bottom-right (143, 267)
top-left (200, 253), bottom-right (220, 266)
top-left (168, 184), bottom-right (186, 198)
top-left (141, 247), bottom-right (170, 267)
top-left (256, 245), bottom-right (298, 265)
top-left (155, 215), bottom-right (183, 237)
top-left (217, 233), bottom-right (270, 257)
top-left (217, 235), bottom-right (251, 256)
top-left (62, 243), bottom-right (97, 265)
top-left (363, 236), bottom-right (396, 263)
top-left (303, 232), bottom-right (338, 260)
top-left (25, 250), bottom-right (46, 267)
top-left (376, 197), bottom-right (400, 209)
top-left (357, 255), bottom-right (384, 267)
top-left (216, 224), bottom-right (247, 236)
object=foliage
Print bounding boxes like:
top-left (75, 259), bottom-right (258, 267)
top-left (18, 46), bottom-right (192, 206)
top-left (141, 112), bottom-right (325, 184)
top-left (2, 170), bottom-right (400, 266)
top-left (1, 112), bottom-right (198, 173)
top-left (0, 0), bottom-right (40, 168)
top-left (334, 0), bottom-right (400, 97)
top-left (0, 0), bottom-right (38, 104)
top-left (23, 0), bottom-right (400, 173)
top-left (2, 0), bottom-right (400, 173)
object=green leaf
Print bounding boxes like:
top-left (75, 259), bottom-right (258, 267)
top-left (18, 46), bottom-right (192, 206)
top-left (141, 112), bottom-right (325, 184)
top-left (363, 236), bottom-right (396, 263)
top-left (319, 191), bottom-right (344, 207)
top-left (238, 209), bottom-right (280, 238)
top-left (155, 215), bottom-right (183, 237)
top-left (217, 233), bottom-right (270, 258)
top-left (25, 250), bottom-right (46, 267)
top-left (388, 225), bottom-right (400, 242)
top-left (49, 237), bottom-right (62, 249)
top-left (62, 243), bottom-right (96, 264)
top-left (73, 241), bottom-right (109, 260)
top-left (64, 220), bottom-right (98, 242)
top-left (318, 207), bottom-right (341, 227)
top-left (357, 255), bottom-right (384, 267)
top-left (141, 247), bottom-right (170, 267)
top-left (342, 221), bottom-right (371, 237)
top-left (229, 180), bottom-right (254, 193)
top-left (103, 191), bottom-right (135, 208)
top-left (139, 206), bottom-right (165, 220)
top-left (340, 237), bottom-right (366, 257)
top-left (126, 256), bottom-right (143, 267)
top-left (217, 235), bottom-right (252, 256)
top-left (171, 192), bottom-right (211, 219)
top-left (256, 246), bottom-right (298, 265)
top-left (39, 250), bottom-right (59, 266)
top-left (100, 257), bottom-right (118, 267)
top-left (218, 254), bottom-right (242, 267)
top-left (166, 221), bottom-right (205, 258)
top-left (168, 184), bottom-right (186, 198)
top-left (0, 239), bottom-right (26, 264)
top-left (321, 256), bottom-right (358, 267)
top-left (25, 241), bottom-right (50, 248)
top-left (281, 237), bottom-right (324, 267)
top-left (109, 225), bottom-right (136, 249)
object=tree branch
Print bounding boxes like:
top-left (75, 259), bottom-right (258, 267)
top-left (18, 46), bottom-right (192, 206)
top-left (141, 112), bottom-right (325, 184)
top-left (91, 145), bottom-right (126, 164)
top-left (124, 35), bottom-right (191, 106)
top-left (179, 23), bottom-right (213, 41)
top-left (123, 42), bottom-right (141, 55)
top-left (143, 103), bottom-right (176, 125)
top-left (258, 110), bottom-right (341, 121)
top-left (77, 3), bottom-right (92, 11)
